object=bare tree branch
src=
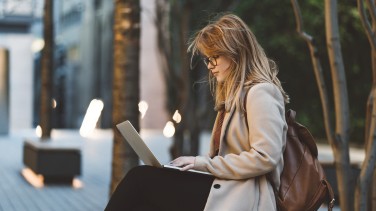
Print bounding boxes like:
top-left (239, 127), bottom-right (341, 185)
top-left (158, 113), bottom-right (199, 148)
top-left (324, 1), bottom-right (352, 210)
top-left (155, 0), bottom-right (172, 82)
top-left (366, 0), bottom-right (376, 26)
top-left (290, 0), bottom-right (334, 145)
top-left (291, 0), bottom-right (306, 38)
top-left (355, 1), bottom-right (376, 211)
top-left (360, 0), bottom-right (376, 146)
top-left (291, 0), bottom-right (353, 210)
top-left (356, 97), bottom-right (376, 210)
top-left (359, 0), bottom-right (376, 49)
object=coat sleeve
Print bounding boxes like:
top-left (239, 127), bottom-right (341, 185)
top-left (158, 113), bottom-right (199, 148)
top-left (193, 83), bottom-right (286, 180)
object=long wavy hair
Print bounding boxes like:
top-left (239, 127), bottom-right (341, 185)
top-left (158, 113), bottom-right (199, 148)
top-left (188, 14), bottom-right (289, 112)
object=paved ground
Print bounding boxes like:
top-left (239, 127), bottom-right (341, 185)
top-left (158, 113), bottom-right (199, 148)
top-left (0, 128), bottom-right (188, 211)
top-left (0, 129), bottom-right (114, 211)
top-left (0, 129), bottom-right (343, 211)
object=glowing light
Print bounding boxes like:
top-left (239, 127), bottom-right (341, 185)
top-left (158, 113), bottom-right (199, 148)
top-left (138, 101), bottom-right (148, 119)
top-left (172, 110), bottom-right (181, 123)
top-left (22, 168), bottom-right (83, 188)
top-left (73, 178), bottom-right (83, 189)
top-left (36, 125), bottom-right (42, 138)
top-left (163, 121), bottom-right (175, 138)
top-left (122, 20), bottom-right (131, 29)
top-left (31, 39), bottom-right (45, 53)
top-left (80, 99), bottom-right (104, 137)
top-left (21, 168), bottom-right (44, 188)
top-left (52, 99), bottom-right (57, 109)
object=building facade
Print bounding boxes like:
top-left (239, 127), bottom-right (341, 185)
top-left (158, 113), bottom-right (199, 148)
top-left (1, 0), bottom-right (167, 132)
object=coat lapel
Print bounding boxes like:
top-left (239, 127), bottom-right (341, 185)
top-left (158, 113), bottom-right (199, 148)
top-left (209, 104), bottom-right (236, 157)
top-left (218, 102), bottom-right (237, 154)
top-left (211, 88), bottom-right (244, 156)
top-left (209, 112), bottom-right (221, 156)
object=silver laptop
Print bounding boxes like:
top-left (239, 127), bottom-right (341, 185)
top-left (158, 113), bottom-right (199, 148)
top-left (116, 120), bottom-right (212, 176)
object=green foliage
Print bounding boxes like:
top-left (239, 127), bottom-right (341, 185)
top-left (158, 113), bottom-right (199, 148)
top-left (179, 0), bottom-right (370, 144)
top-left (232, 0), bottom-right (371, 144)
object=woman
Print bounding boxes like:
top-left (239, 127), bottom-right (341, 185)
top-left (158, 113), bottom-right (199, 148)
top-left (105, 13), bottom-right (289, 211)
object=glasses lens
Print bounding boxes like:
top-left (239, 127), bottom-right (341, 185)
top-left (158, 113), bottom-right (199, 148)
top-left (203, 56), bottom-right (218, 66)
top-left (209, 57), bottom-right (216, 66)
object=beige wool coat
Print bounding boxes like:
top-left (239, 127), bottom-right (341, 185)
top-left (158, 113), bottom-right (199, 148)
top-left (193, 83), bottom-right (287, 211)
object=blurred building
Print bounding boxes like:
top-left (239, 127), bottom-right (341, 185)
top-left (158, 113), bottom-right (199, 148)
top-left (1, 0), bottom-right (168, 131)
top-left (52, 0), bottom-right (115, 128)
top-left (0, 0), bottom-right (41, 131)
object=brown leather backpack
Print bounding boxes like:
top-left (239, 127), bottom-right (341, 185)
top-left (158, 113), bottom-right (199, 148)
top-left (243, 87), bottom-right (335, 210)
top-left (271, 109), bottom-right (335, 211)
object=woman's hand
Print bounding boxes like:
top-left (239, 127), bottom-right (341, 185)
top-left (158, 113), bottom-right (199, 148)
top-left (169, 156), bottom-right (195, 171)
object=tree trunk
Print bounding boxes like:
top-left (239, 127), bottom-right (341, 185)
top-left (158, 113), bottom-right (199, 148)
top-left (325, 0), bottom-right (353, 210)
top-left (40, 0), bottom-right (54, 139)
top-left (188, 68), bottom-right (200, 156)
top-left (356, 85), bottom-right (376, 211)
top-left (155, 0), bottom-right (171, 81)
top-left (355, 0), bottom-right (376, 210)
top-left (109, 0), bottom-right (141, 194)
top-left (168, 1), bottom-right (191, 158)
top-left (370, 51), bottom-right (376, 210)
top-left (156, 0), bottom-right (182, 158)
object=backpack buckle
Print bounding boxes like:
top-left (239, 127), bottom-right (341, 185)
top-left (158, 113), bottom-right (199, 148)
top-left (329, 198), bottom-right (335, 208)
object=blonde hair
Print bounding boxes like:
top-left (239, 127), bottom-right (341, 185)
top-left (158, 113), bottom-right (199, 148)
top-left (188, 14), bottom-right (289, 111)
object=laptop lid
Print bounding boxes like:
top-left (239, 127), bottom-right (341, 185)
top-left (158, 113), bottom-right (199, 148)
top-left (116, 120), bottom-right (213, 176)
top-left (116, 121), bottom-right (163, 168)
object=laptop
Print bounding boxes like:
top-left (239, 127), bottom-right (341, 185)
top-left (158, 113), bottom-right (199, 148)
top-left (116, 120), bottom-right (212, 176)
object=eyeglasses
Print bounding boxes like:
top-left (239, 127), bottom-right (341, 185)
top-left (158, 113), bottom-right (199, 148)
top-left (203, 55), bottom-right (219, 67)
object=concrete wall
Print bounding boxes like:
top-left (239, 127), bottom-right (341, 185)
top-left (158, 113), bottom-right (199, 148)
top-left (0, 48), bottom-right (9, 134)
top-left (0, 34), bottom-right (34, 131)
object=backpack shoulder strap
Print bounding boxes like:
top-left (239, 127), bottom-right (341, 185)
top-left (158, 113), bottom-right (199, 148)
top-left (286, 109), bottom-right (319, 157)
top-left (323, 179), bottom-right (335, 211)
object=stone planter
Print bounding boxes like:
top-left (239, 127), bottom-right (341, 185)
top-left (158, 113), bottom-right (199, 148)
top-left (23, 138), bottom-right (81, 184)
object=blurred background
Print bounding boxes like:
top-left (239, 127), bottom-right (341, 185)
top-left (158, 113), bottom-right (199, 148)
top-left (0, 0), bottom-right (371, 210)
top-left (0, 0), bottom-right (168, 131)
top-left (0, 0), bottom-right (369, 143)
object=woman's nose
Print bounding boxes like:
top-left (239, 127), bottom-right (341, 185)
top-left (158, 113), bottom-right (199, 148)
top-left (207, 63), bottom-right (214, 70)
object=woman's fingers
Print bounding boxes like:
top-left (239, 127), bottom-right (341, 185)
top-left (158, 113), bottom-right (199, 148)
top-left (180, 164), bottom-right (194, 171)
top-left (169, 156), bottom-right (195, 169)
top-left (169, 157), bottom-right (187, 166)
